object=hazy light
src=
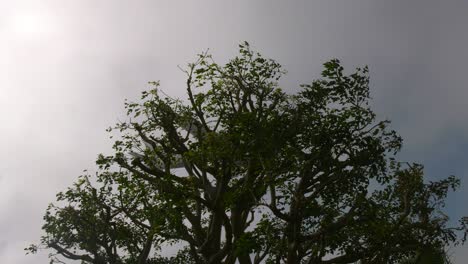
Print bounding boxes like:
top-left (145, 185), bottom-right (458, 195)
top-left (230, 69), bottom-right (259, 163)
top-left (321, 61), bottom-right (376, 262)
top-left (5, 10), bottom-right (57, 41)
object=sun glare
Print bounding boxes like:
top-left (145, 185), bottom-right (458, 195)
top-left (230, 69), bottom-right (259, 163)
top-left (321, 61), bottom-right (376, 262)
top-left (6, 11), bottom-right (57, 41)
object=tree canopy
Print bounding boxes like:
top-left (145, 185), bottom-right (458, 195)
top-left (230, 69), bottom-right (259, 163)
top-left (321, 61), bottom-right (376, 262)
top-left (28, 42), bottom-right (467, 264)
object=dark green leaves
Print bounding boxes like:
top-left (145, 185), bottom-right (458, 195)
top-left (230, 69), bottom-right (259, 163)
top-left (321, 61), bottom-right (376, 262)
top-left (30, 43), bottom-right (466, 264)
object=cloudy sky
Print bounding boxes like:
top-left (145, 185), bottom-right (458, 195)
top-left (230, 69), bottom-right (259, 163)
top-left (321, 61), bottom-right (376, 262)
top-left (0, 0), bottom-right (467, 263)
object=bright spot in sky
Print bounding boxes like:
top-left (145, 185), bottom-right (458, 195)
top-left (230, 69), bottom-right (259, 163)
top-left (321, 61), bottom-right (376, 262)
top-left (5, 10), bottom-right (58, 41)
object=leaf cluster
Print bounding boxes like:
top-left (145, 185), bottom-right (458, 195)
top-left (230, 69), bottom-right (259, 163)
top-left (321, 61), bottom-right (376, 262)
top-left (29, 42), bottom-right (467, 264)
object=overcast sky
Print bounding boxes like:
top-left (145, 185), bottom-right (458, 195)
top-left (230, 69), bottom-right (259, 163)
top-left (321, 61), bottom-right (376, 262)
top-left (1, 0), bottom-right (467, 263)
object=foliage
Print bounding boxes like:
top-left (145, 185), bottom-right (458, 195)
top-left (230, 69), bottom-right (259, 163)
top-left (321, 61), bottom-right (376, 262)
top-left (28, 42), bottom-right (467, 264)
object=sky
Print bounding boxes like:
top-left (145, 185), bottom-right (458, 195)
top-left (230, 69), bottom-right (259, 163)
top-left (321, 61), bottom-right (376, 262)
top-left (0, 0), bottom-right (467, 263)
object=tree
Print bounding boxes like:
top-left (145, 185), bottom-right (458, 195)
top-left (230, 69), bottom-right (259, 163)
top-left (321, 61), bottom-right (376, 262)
top-left (28, 42), bottom-right (467, 264)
